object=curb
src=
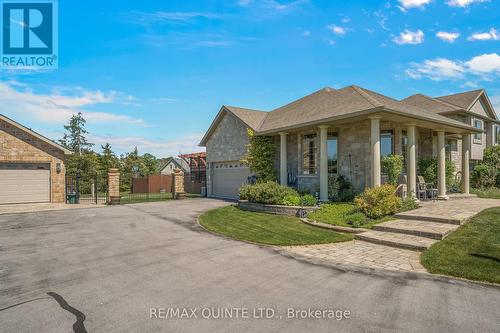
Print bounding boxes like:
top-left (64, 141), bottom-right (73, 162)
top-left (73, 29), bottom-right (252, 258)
top-left (300, 218), bottom-right (366, 234)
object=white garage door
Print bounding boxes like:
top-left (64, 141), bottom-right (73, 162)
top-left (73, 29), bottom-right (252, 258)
top-left (0, 163), bottom-right (50, 204)
top-left (212, 161), bottom-right (251, 199)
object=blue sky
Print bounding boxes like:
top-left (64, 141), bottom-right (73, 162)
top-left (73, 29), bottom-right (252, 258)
top-left (1, 0), bottom-right (499, 157)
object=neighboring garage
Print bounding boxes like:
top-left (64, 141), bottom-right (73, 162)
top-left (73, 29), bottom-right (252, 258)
top-left (0, 114), bottom-right (72, 204)
top-left (211, 161), bottom-right (251, 199)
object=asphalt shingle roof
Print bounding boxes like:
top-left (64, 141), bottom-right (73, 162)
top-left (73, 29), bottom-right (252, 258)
top-left (436, 89), bottom-right (483, 109)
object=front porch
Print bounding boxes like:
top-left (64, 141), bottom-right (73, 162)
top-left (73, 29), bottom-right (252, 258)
top-left (271, 112), bottom-right (475, 201)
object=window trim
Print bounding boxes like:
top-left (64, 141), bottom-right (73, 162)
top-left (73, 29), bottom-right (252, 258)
top-left (473, 118), bottom-right (483, 144)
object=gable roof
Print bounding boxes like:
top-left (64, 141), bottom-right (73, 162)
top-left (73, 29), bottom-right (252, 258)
top-left (402, 94), bottom-right (461, 114)
top-left (158, 157), bottom-right (189, 172)
top-left (436, 89), bottom-right (483, 109)
top-left (200, 85), bottom-right (482, 145)
top-left (0, 114), bottom-right (73, 155)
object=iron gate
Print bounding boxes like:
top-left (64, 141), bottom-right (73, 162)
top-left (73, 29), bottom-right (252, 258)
top-left (65, 174), bottom-right (108, 204)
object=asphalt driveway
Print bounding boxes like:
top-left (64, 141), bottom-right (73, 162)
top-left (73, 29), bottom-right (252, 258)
top-left (0, 199), bottom-right (498, 332)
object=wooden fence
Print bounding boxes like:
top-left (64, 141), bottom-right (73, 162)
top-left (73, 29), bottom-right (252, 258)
top-left (132, 173), bottom-right (204, 194)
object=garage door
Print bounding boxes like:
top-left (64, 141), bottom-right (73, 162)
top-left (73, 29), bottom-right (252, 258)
top-left (0, 163), bottom-right (50, 204)
top-left (212, 161), bottom-right (251, 199)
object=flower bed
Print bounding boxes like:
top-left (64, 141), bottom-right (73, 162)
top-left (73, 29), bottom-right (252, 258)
top-left (238, 200), bottom-right (318, 217)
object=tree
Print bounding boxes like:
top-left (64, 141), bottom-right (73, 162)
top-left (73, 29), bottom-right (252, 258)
top-left (59, 112), bottom-right (94, 154)
top-left (141, 153), bottom-right (158, 175)
top-left (241, 129), bottom-right (276, 182)
top-left (100, 143), bottom-right (119, 174)
top-left (381, 155), bottom-right (403, 185)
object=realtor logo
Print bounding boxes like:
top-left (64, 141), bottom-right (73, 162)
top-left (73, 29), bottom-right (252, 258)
top-left (1, 0), bottom-right (58, 68)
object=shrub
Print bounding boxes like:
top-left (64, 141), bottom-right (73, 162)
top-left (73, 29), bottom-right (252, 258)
top-left (418, 157), bottom-right (455, 187)
top-left (300, 194), bottom-right (317, 207)
top-left (399, 197), bottom-right (419, 212)
top-left (471, 164), bottom-right (497, 188)
top-left (477, 146), bottom-right (500, 187)
top-left (239, 181), bottom-right (298, 205)
top-left (241, 129), bottom-right (276, 182)
top-left (281, 194), bottom-right (301, 206)
top-left (381, 155), bottom-right (403, 185)
top-left (345, 212), bottom-right (367, 228)
top-left (328, 175), bottom-right (354, 202)
top-left (354, 184), bottom-right (402, 219)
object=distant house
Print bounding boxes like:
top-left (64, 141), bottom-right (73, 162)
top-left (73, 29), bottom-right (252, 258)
top-left (158, 157), bottom-right (190, 175)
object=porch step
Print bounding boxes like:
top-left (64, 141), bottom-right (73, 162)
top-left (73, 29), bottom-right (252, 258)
top-left (372, 219), bottom-right (459, 240)
top-left (393, 212), bottom-right (462, 225)
top-left (355, 230), bottom-right (437, 251)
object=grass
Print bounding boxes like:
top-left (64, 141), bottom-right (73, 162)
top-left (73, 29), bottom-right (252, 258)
top-left (119, 192), bottom-right (201, 204)
top-left (308, 203), bottom-right (393, 229)
top-left (471, 187), bottom-right (500, 199)
top-left (199, 206), bottom-right (353, 246)
top-left (421, 207), bottom-right (500, 284)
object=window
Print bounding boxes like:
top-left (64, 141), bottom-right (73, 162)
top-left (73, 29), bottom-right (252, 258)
top-left (380, 130), bottom-right (394, 157)
top-left (302, 134), bottom-right (317, 174)
top-left (473, 119), bottom-right (483, 143)
top-left (401, 130), bottom-right (408, 172)
top-left (445, 139), bottom-right (456, 162)
top-left (327, 132), bottom-right (338, 175)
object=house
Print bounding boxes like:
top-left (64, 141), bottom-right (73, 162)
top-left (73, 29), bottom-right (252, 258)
top-left (200, 86), bottom-right (499, 200)
top-left (0, 114), bottom-right (72, 204)
top-left (158, 157), bottom-right (190, 175)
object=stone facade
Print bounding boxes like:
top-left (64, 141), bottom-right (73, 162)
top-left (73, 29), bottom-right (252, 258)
top-left (107, 168), bottom-right (120, 204)
top-left (0, 118), bottom-right (67, 203)
top-left (206, 112), bottom-right (250, 163)
top-left (238, 200), bottom-right (318, 217)
top-left (172, 169), bottom-right (185, 199)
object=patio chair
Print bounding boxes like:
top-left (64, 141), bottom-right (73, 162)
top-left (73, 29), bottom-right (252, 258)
top-left (417, 176), bottom-right (438, 201)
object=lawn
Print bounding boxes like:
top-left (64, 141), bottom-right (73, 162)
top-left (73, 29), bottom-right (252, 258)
top-left (421, 207), bottom-right (500, 284)
top-left (199, 206), bottom-right (353, 246)
top-left (120, 192), bottom-right (201, 204)
top-left (471, 187), bottom-right (500, 199)
top-left (308, 203), bottom-right (393, 229)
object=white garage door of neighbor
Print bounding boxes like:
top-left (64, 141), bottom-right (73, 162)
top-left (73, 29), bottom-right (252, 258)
top-left (212, 161), bottom-right (251, 199)
top-left (0, 163), bottom-right (51, 204)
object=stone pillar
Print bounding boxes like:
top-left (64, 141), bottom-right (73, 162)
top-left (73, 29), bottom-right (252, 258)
top-left (461, 134), bottom-right (470, 194)
top-left (437, 130), bottom-right (449, 200)
top-left (172, 169), bottom-right (186, 199)
top-left (432, 135), bottom-right (437, 157)
top-left (279, 132), bottom-right (287, 186)
top-left (407, 124), bottom-right (417, 200)
top-left (369, 116), bottom-right (382, 187)
top-left (319, 125), bottom-right (329, 201)
top-left (108, 168), bottom-right (120, 205)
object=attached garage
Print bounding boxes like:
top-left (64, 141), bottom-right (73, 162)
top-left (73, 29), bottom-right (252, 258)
top-left (0, 163), bottom-right (51, 204)
top-left (211, 161), bottom-right (251, 199)
top-left (0, 114), bottom-right (72, 204)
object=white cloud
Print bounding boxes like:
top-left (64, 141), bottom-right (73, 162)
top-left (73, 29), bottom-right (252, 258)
top-left (406, 58), bottom-right (464, 80)
top-left (0, 82), bottom-right (144, 125)
top-left (89, 133), bottom-right (204, 157)
top-left (341, 17), bottom-right (351, 23)
top-left (436, 31), bottom-right (460, 43)
top-left (398, 0), bottom-right (432, 9)
top-left (465, 53), bottom-right (500, 74)
top-left (327, 24), bottom-right (347, 36)
top-left (127, 11), bottom-right (223, 26)
top-left (302, 30), bottom-right (310, 37)
top-left (467, 28), bottom-right (499, 41)
top-left (393, 29), bottom-right (424, 45)
top-left (263, 0), bottom-right (309, 11)
top-left (406, 53), bottom-right (500, 81)
top-left (446, 0), bottom-right (489, 7)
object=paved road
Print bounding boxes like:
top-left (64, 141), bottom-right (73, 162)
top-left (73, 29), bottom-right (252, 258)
top-left (0, 199), bottom-right (498, 333)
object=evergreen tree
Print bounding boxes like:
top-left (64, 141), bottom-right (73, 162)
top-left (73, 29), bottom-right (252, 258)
top-left (59, 112), bottom-right (94, 154)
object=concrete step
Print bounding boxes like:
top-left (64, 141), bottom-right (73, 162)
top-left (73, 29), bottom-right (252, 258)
top-left (393, 212), bottom-right (462, 225)
top-left (372, 219), bottom-right (459, 240)
top-left (355, 230), bottom-right (437, 251)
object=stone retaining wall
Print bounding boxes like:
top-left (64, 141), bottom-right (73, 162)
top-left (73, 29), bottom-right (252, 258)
top-left (238, 200), bottom-right (318, 217)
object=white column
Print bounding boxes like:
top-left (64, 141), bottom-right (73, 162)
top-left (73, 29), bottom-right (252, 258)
top-left (279, 132), bottom-right (287, 186)
top-left (407, 124), bottom-right (417, 200)
top-left (319, 125), bottom-right (329, 201)
top-left (462, 134), bottom-right (470, 194)
top-left (369, 116), bottom-right (381, 187)
top-left (437, 130), bottom-right (449, 200)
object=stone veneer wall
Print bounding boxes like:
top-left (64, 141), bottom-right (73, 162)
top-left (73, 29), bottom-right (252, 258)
top-left (0, 119), bottom-right (67, 203)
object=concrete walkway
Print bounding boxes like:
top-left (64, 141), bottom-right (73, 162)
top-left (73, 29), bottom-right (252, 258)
top-left (284, 197), bottom-right (500, 273)
top-left (0, 202), bottom-right (105, 215)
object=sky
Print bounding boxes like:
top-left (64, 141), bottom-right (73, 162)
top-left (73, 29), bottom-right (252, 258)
top-left (1, 0), bottom-right (499, 157)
